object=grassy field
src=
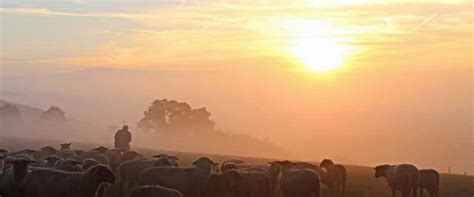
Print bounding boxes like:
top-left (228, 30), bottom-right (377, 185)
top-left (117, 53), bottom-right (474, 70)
top-left (1, 136), bottom-right (473, 197)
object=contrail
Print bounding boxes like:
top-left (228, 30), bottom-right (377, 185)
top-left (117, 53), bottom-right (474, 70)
top-left (412, 13), bottom-right (438, 31)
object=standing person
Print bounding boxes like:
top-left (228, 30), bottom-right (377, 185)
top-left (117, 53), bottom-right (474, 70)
top-left (115, 125), bottom-right (132, 151)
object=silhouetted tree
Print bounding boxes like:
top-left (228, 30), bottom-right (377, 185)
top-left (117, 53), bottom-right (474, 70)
top-left (40, 106), bottom-right (67, 122)
top-left (0, 103), bottom-right (23, 123)
top-left (138, 99), bottom-right (215, 133)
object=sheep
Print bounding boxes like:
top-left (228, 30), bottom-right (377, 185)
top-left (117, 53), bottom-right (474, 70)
top-left (118, 151), bottom-right (144, 164)
top-left (56, 149), bottom-right (77, 159)
top-left (223, 159), bottom-right (245, 165)
top-left (91, 146), bottom-right (109, 153)
top-left (80, 151), bottom-right (110, 165)
top-left (68, 155), bottom-right (86, 163)
top-left (419, 169), bottom-right (439, 197)
top-left (0, 158), bottom-right (35, 197)
top-left (277, 160), bottom-right (321, 197)
top-left (320, 159), bottom-right (347, 195)
top-left (0, 149), bottom-right (8, 156)
top-left (24, 164), bottom-right (115, 197)
top-left (42, 155), bottom-right (62, 168)
top-left (14, 153), bottom-right (36, 162)
top-left (238, 169), bottom-right (272, 197)
top-left (294, 162), bottom-right (329, 189)
top-left (82, 158), bottom-right (100, 171)
top-left (221, 163), bottom-right (239, 172)
top-left (40, 146), bottom-right (57, 156)
top-left (130, 185), bottom-right (183, 197)
top-left (118, 157), bottom-right (174, 195)
top-left (247, 163), bottom-right (281, 196)
top-left (12, 149), bottom-right (35, 157)
top-left (205, 170), bottom-right (242, 197)
top-left (55, 159), bottom-right (83, 172)
top-left (0, 150), bottom-right (8, 173)
top-left (60, 143), bottom-right (72, 150)
top-left (32, 151), bottom-right (47, 161)
top-left (153, 154), bottom-right (180, 167)
top-left (374, 164), bottom-right (420, 197)
top-left (103, 182), bottom-right (122, 197)
top-left (139, 157), bottom-right (217, 197)
top-left (1, 156), bottom-right (16, 172)
top-left (0, 157), bottom-right (4, 174)
top-left (73, 149), bottom-right (86, 156)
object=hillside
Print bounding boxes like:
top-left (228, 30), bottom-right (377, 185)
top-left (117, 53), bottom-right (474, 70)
top-left (0, 136), bottom-right (472, 197)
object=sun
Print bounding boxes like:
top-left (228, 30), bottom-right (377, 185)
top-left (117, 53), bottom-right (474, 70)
top-left (282, 19), bottom-right (353, 72)
top-left (289, 37), bottom-right (350, 72)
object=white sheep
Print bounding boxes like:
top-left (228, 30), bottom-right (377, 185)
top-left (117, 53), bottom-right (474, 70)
top-left (277, 160), bottom-right (321, 197)
top-left (320, 159), bottom-right (347, 195)
top-left (153, 154), bottom-right (180, 167)
top-left (82, 158), bottom-right (100, 171)
top-left (419, 169), bottom-right (439, 197)
top-left (0, 158), bottom-right (35, 197)
top-left (42, 155), bottom-right (62, 168)
top-left (54, 159), bottom-right (83, 172)
top-left (118, 157), bottom-right (173, 195)
top-left (139, 157), bottom-right (217, 197)
top-left (374, 164), bottom-right (420, 197)
top-left (24, 164), bottom-right (115, 197)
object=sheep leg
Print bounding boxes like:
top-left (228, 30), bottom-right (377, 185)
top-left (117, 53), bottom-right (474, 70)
top-left (401, 189), bottom-right (410, 197)
top-left (391, 187), bottom-right (396, 197)
top-left (428, 191), bottom-right (434, 197)
top-left (342, 181), bottom-right (346, 197)
top-left (412, 186), bottom-right (418, 197)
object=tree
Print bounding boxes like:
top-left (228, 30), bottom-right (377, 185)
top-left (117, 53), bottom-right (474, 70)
top-left (0, 103), bottom-right (22, 123)
top-left (40, 106), bottom-right (67, 122)
top-left (138, 99), bottom-right (215, 133)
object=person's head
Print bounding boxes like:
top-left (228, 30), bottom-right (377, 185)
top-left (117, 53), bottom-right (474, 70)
top-left (122, 125), bottom-right (129, 130)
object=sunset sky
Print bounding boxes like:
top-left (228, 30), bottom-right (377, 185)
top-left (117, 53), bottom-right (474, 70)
top-left (1, 0), bottom-right (472, 173)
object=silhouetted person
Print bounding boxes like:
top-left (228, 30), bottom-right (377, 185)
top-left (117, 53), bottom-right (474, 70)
top-left (115, 125), bottom-right (132, 151)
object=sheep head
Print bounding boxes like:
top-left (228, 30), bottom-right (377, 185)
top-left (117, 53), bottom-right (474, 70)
top-left (43, 155), bottom-right (62, 167)
top-left (60, 143), bottom-right (72, 150)
top-left (87, 164), bottom-right (116, 184)
top-left (320, 159), bottom-right (335, 169)
top-left (193, 157), bottom-right (218, 169)
top-left (274, 160), bottom-right (296, 170)
top-left (11, 158), bottom-right (35, 180)
top-left (374, 164), bottom-right (390, 178)
top-left (153, 157), bottom-right (173, 167)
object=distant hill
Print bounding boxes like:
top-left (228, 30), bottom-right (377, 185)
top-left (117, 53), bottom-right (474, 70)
top-left (0, 99), bottom-right (44, 122)
top-left (0, 99), bottom-right (113, 143)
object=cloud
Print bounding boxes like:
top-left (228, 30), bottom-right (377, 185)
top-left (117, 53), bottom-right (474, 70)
top-left (1, 1), bottom-right (472, 72)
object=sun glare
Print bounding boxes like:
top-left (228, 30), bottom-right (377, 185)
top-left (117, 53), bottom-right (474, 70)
top-left (282, 19), bottom-right (353, 72)
top-left (289, 37), bottom-right (351, 72)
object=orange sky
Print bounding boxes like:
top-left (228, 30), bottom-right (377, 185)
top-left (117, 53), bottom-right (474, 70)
top-left (1, 0), bottom-right (473, 174)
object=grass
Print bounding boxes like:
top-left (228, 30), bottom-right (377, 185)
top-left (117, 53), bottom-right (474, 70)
top-left (1, 136), bottom-right (473, 197)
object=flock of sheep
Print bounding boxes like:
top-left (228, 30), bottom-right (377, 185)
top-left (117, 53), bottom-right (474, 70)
top-left (0, 143), bottom-right (440, 197)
